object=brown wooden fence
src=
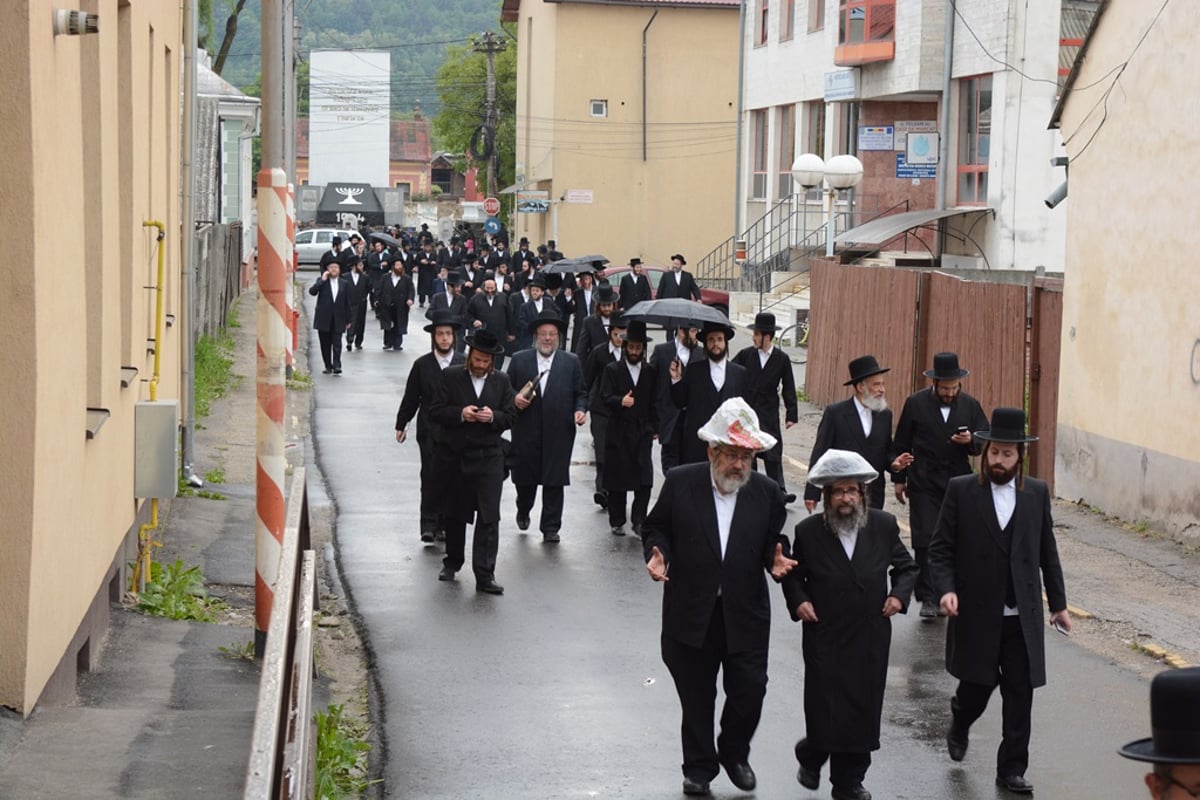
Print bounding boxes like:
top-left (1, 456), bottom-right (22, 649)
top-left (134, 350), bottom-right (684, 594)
top-left (805, 259), bottom-right (1063, 485)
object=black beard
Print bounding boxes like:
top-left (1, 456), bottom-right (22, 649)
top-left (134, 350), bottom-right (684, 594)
top-left (706, 348), bottom-right (724, 363)
top-left (625, 351), bottom-right (642, 365)
top-left (987, 460), bottom-right (1020, 485)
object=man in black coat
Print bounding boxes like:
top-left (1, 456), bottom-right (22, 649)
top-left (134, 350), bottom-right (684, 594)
top-left (343, 255), bottom-right (372, 351)
top-left (395, 310), bottom-right (465, 542)
top-left (643, 398), bottom-right (795, 797)
top-left (573, 283), bottom-right (618, 357)
top-left (511, 236), bottom-right (536, 273)
top-left (805, 355), bottom-right (896, 512)
top-left (425, 272), bottom-right (468, 353)
top-left (929, 407), bottom-right (1070, 796)
top-left (618, 257), bottom-right (652, 311)
top-left (783, 449), bottom-right (918, 800)
top-left (650, 322), bottom-right (702, 475)
top-left (599, 319), bottom-right (657, 535)
top-left (670, 321), bottom-right (748, 466)
top-left (318, 235), bottom-right (345, 271)
top-left (567, 268), bottom-right (599, 351)
top-left (583, 312), bottom-right (626, 512)
top-left (364, 239), bottom-right (389, 287)
top-left (733, 312), bottom-right (799, 501)
top-left (415, 240), bottom-right (438, 307)
top-left (373, 260), bottom-right (415, 351)
top-left (465, 274), bottom-right (515, 371)
top-left (656, 253), bottom-right (703, 301)
top-left (506, 309), bottom-right (588, 543)
top-left (514, 273), bottom-right (551, 354)
top-left (308, 261), bottom-right (352, 375)
top-left (891, 351), bottom-right (990, 617)
top-left (427, 329), bottom-right (516, 595)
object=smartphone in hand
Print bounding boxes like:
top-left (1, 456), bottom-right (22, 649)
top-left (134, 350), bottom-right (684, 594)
top-left (1051, 619), bottom-right (1069, 636)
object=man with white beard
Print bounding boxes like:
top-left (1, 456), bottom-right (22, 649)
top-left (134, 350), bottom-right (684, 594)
top-left (805, 356), bottom-right (898, 512)
top-left (784, 449), bottom-right (918, 800)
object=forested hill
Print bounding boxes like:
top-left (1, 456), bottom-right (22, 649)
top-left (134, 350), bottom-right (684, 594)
top-left (210, 0), bottom-right (504, 120)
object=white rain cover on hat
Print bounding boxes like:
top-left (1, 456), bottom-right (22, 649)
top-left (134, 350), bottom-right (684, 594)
top-left (696, 397), bottom-right (778, 453)
top-left (807, 449), bottom-right (879, 487)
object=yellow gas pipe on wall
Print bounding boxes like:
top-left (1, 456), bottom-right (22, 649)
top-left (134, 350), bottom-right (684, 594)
top-left (131, 220), bottom-right (167, 593)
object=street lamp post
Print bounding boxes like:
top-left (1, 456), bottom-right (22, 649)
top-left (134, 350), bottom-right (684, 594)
top-left (791, 153), bottom-right (865, 258)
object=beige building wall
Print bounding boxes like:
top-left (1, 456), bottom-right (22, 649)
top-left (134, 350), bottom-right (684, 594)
top-left (510, 2), bottom-right (738, 271)
top-left (0, 0), bottom-right (183, 713)
top-left (1054, 0), bottom-right (1199, 537)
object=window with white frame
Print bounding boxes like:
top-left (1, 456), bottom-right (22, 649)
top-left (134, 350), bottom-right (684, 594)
top-left (777, 104), bottom-right (796, 199)
top-left (809, 0), bottom-right (826, 31)
top-left (804, 100), bottom-right (825, 159)
top-left (751, 109), bottom-right (768, 199)
top-left (781, 0), bottom-right (795, 40)
top-left (957, 75), bottom-right (991, 205)
top-left (590, 99), bottom-right (608, 118)
top-left (757, 0), bottom-right (770, 45)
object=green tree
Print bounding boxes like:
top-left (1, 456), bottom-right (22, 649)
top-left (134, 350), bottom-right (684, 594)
top-left (432, 28), bottom-right (516, 200)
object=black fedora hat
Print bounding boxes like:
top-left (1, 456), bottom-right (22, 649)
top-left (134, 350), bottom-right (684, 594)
top-left (445, 271), bottom-right (464, 286)
top-left (629, 257), bottom-right (642, 267)
top-left (596, 285), bottom-right (618, 305)
top-left (423, 309), bottom-right (463, 332)
top-left (1120, 667), bottom-right (1200, 764)
top-left (609, 311), bottom-right (627, 329)
top-left (527, 272), bottom-right (547, 289)
top-left (844, 355), bottom-right (890, 386)
top-left (974, 407), bottom-right (1038, 444)
top-left (749, 312), bottom-right (780, 333)
top-left (924, 351), bottom-right (969, 380)
top-left (528, 307), bottom-right (567, 335)
top-left (670, 253), bottom-right (687, 266)
top-left (623, 319), bottom-right (653, 344)
top-left (699, 321), bottom-right (735, 341)
top-left (465, 329), bottom-right (506, 356)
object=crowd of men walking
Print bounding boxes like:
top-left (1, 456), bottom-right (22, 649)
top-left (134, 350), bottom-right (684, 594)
top-left (306, 226), bottom-right (1076, 800)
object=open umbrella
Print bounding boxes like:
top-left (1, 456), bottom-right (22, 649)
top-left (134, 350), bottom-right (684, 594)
top-left (541, 255), bottom-right (610, 274)
top-left (623, 298), bottom-right (731, 328)
top-left (367, 230), bottom-right (402, 249)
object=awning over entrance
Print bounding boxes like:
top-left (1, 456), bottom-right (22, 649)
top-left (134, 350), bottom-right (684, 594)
top-left (317, 183), bottom-right (384, 225)
top-left (834, 207), bottom-right (994, 245)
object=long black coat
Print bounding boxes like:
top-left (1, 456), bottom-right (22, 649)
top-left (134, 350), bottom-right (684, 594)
top-left (569, 287), bottom-right (598, 351)
top-left (395, 350), bottom-right (465, 443)
top-left (466, 292), bottom-right (514, 342)
top-left (574, 315), bottom-right (611, 357)
top-left (928, 475), bottom-right (1067, 688)
top-left (618, 272), bottom-right (652, 310)
top-left (584, 342), bottom-right (619, 418)
top-left (804, 398), bottom-right (894, 508)
top-left (670, 358), bottom-right (748, 465)
top-left (309, 275), bottom-right (352, 332)
top-left (783, 510), bottom-right (917, 752)
top-left (642, 466), bottom-right (788, 653)
top-left (514, 299), bottom-right (553, 352)
top-left (506, 349), bottom-right (588, 487)
top-left (733, 345), bottom-right (798, 462)
top-left (649, 340), bottom-right (703, 446)
top-left (600, 359), bottom-right (658, 491)
top-left (344, 270), bottom-right (372, 310)
top-left (373, 271), bottom-right (415, 329)
top-left (656, 270), bottom-right (702, 301)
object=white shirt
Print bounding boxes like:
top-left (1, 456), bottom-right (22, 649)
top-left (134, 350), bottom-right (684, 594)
top-left (709, 358), bottom-right (727, 391)
top-left (627, 360), bottom-right (642, 385)
top-left (582, 288), bottom-right (593, 312)
top-left (391, 273), bottom-right (401, 287)
top-left (470, 373), bottom-right (486, 398)
top-left (675, 340), bottom-right (692, 366)
top-left (991, 478), bottom-right (1019, 616)
top-left (435, 352), bottom-right (454, 370)
top-left (537, 351), bottom-right (555, 394)
top-left (853, 396), bottom-right (874, 438)
top-left (351, 272), bottom-right (361, 286)
top-left (329, 277), bottom-right (339, 301)
top-left (609, 344), bottom-right (621, 361)
top-left (940, 405), bottom-right (951, 422)
top-left (837, 528), bottom-right (859, 560)
top-left (711, 478), bottom-right (738, 561)
top-left (757, 345), bottom-right (773, 369)
top-left (674, 270), bottom-right (683, 285)
top-left (533, 298), bottom-right (544, 313)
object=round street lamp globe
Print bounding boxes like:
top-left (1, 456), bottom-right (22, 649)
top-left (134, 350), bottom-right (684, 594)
top-left (824, 154), bottom-right (864, 190)
top-left (791, 153), bottom-right (826, 189)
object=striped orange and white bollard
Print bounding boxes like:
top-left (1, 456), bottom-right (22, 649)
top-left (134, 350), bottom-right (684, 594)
top-left (284, 183), bottom-right (295, 377)
top-left (255, 167), bottom-right (290, 654)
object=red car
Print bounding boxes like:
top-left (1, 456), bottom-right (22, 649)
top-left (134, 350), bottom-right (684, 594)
top-left (598, 264), bottom-right (730, 318)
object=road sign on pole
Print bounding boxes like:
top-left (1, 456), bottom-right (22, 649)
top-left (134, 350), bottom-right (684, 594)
top-left (484, 217), bottom-right (502, 235)
top-left (483, 196), bottom-right (501, 216)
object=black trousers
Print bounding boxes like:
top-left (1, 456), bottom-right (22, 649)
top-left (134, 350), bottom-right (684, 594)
top-left (591, 414), bottom-right (609, 494)
top-left (661, 601), bottom-right (768, 782)
top-left (417, 435), bottom-right (443, 535)
top-left (795, 739), bottom-right (871, 790)
top-left (752, 455), bottom-right (786, 491)
top-left (952, 616), bottom-right (1034, 778)
top-left (660, 427), bottom-right (683, 477)
top-left (349, 302), bottom-right (367, 347)
top-left (908, 489), bottom-right (943, 602)
top-left (607, 487), bottom-right (650, 528)
top-left (382, 308), bottom-right (406, 349)
top-left (442, 519), bottom-right (499, 581)
top-left (317, 329), bottom-right (342, 370)
top-left (515, 484), bottom-right (564, 534)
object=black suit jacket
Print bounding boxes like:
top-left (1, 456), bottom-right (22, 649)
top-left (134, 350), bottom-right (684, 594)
top-left (670, 358), bottom-right (748, 464)
top-left (395, 350), bottom-right (465, 443)
top-left (344, 271), bottom-right (372, 308)
top-left (928, 475), bottom-right (1066, 688)
top-left (600, 359), bottom-right (658, 490)
top-left (506, 348), bottom-right (588, 486)
top-left (574, 315), bottom-right (611, 357)
top-left (656, 270), bottom-right (702, 301)
top-left (891, 387), bottom-right (989, 495)
top-left (642, 466), bottom-right (788, 653)
top-left (649, 341), bottom-right (703, 445)
top-left (584, 343), bottom-right (619, 418)
top-left (618, 272), bottom-right (652, 310)
top-left (733, 345), bottom-right (798, 461)
top-left (308, 275), bottom-right (352, 331)
top-left (425, 292), bottom-right (468, 326)
top-left (466, 292), bottom-right (514, 341)
top-left (804, 397), bottom-right (894, 506)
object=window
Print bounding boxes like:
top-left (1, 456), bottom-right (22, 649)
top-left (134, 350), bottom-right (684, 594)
top-left (295, 231), bottom-right (314, 246)
top-left (431, 167), bottom-right (453, 195)
top-left (957, 74), bottom-right (992, 205)
top-left (804, 101), bottom-right (826, 159)
top-left (777, 104), bottom-right (796, 199)
top-left (835, 0), bottom-right (895, 64)
top-left (781, 0), bottom-right (795, 40)
top-left (809, 0), bottom-right (826, 31)
top-left (590, 99), bottom-right (607, 118)
top-left (756, 0), bottom-right (769, 45)
top-left (751, 109), bottom-right (768, 199)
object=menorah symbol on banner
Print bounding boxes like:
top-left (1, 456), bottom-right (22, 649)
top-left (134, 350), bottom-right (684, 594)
top-left (335, 186), bottom-right (364, 205)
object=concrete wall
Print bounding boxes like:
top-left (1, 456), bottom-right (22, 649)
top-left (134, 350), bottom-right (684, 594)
top-left (1054, 0), bottom-right (1200, 539)
top-left (0, 0), bottom-right (183, 713)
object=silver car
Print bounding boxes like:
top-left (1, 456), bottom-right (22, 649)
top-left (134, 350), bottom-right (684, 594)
top-left (295, 227), bottom-right (360, 267)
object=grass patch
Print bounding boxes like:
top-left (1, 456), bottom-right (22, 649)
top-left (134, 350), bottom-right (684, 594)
top-left (796, 388), bottom-right (812, 404)
top-left (195, 331), bottom-right (236, 418)
top-left (226, 299), bottom-right (242, 328)
top-left (314, 704), bottom-right (375, 798)
top-left (287, 370), bottom-right (314, 390)
top-left (204, 467), bottom-right (226, 485)
top-left (218, 640), bottom-right (255, 660)
top-left (136, 559), bottom-right (225, 622)
top-left (177, 478), bottom-right (227, 500)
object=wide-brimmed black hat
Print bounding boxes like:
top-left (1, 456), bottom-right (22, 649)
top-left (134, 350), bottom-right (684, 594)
top-left (464, 329), bottom-right (505, 356)
top-left (844, 355), bottom-right (890, 386)
top-left (1120, 667), bottom-right (1200, 764)
top-left (670, 253), bottom-right (687, 266)
top-left (545, 272), bottom-right (563, 290)
top-left (749, 312), bottom-right (781, 333)
top-left (924, 351), bottom-right (969, 380)
top-left (609, 311), bottom-right (627, 329)
top-left (527, 272), bottom-right (547, 289)
top-left (623, 319), bottom-right (652, 344)
top-left (596, 285), bottom-right (618, 305)
top-left (629, 257), bottom-right (642, 267)
top-left (423, 309), bottom-right (463, 332)
top-left (528, 307), bottom-right (567, 335)
top-left (445, 271), bottom-right (463, 286)
top-left (699, 321), bottom-right (735, 341)
top-left (974, 407), bottom-right (1038, 444)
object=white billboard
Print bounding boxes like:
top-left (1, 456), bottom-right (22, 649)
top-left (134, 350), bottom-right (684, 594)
top-left (308, 50), bottom-right (390, 187)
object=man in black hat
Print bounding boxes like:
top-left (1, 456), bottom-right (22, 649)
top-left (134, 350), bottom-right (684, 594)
top-left (734, 312), bottom-right (799, 501)
top-left (650, 321), bottom-right (703, 475)
top-left (618, 258), bottom-right (652, 311)
top-left (928, 407), bottom-right (1070, 796)
top-left (514, 272), bottom-right (550, 353)
top-left (319, 235), bottom-right (345, 271)
top-left (574, 283), bottom-right (619, 357)
top-left (568, 267), bottom-right (599, 351)
top-left (545, 272), bottom-right (571, 348)
top-left (415, 239), bottom-right (438, 307)
top-left (364, 239), bottom-right (389, 287)
top-left (669, 321), bottom-right (748, 465)
top-left (466, 273), bottom-right (515, 371)
top-left (512, 236), bottom-right (536, 272)
top-left (309, 261), bottom-right (351, 375)
top-left (426, 271), bottom-right (468, 352)
top-left (1120, 667), bottom-right (1200, 798)
top-left (599, 319), bottom-right (658, 536)
top-left (891, 351), bottom-right (989, 617)
top-left (506, 309), bottom-right (588, 543)
top-left (804, 355), bottom-right (896, 512)
top-left (395, 310), bottom-right (465, 543)
top-left (428, 329), bottom-right (515, 595)
top-left (584, 312), bottom-right (627, 512)
top-left (657, 253), bottom-right (703, 302)
top-left (546, 239), bottom-right (563, 261)
top-left (373, 258), bottom-right (415, 351)
top-left (343, 255), bottom-right (372, 351)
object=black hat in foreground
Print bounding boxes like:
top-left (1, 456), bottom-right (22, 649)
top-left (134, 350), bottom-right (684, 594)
top-left (424, 309), bottom-right (463, 332)
top-left (844, 355), bottom-right (890, 386)
top-left (1120, 667), bottom-right (1200, 764)
top-left (699, 321), bottom-right (735, 341)
top-left (623, 319), bottom-right (653, 344)
top-left (464, 329), bottom-right (506, 356)
top-left (974, 407), bottom-right (1038, 444)
top-left (596, 285), bottom-right (618, 305)
top-left (670, 253), bottom-right (687, 265)
top-left (924, 351), bottom-right (969, 380)
top-left (528, 307), bottom-right (567, 335)
top-left (749, 312), bottom-right (781, 333)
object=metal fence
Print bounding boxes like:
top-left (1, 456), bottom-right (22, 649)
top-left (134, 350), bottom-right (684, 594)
top-left (195, 222), bottom-right (244, 337)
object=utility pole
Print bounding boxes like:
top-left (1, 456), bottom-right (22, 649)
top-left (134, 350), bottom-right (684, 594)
top-left (473, 31), bottom-right (507, 198)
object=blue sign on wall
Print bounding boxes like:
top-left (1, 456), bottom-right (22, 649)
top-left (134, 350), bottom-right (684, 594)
top-left (896, 154), bottom-right (937, 180)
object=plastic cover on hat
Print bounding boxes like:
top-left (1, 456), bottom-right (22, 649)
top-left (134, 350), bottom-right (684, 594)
top-left (807, 449), bottom-right (879, 487)
top-left (696, 398), bottom-right (778, 453)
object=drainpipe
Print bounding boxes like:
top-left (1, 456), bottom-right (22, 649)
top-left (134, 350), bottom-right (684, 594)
top-left (133, 221), bottom-right (168, 593)
top-left (936, 0), bottom-right (955, 211)
top-left (180, 0), bottom-right (201, 487)
top-left (733, 0), bottom-right (747, 235)
top-left (642, 10), bottom-right (658, 161)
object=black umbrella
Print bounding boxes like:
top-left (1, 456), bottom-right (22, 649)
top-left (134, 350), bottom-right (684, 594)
top-left (541, 255), bottom-right (610, 274)
top-left (622, 298), bottom-right (731, 328)
top-left (367, 230), bottom-right (402, 249)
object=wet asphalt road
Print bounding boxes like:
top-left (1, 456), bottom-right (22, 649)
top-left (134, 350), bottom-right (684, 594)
top-left (302, 290), bottom-right (1151, 799)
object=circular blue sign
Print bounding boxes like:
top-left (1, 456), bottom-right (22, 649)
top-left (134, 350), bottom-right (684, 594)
top-left (484, 217), bottom-right (502, 235)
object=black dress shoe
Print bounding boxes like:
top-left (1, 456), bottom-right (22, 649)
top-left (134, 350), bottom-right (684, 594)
top-left (516, 514), bottom-right (530, 531)
top-left (420, 531), bottom-right (435, 543)
top-left (797, 764), bottom-right (819, 789)
top-left (784, 492), bottom-right (798, 504)
top-left (631, 523), bottom-right (641, 536)
top-left (333, 368), bottom-right (342, 374)
top-left (721, 761), bottom-right (756, 791)
top-left (593, 491), bottom-right (608, 509)
top-left (610, 525), bottom-right (626, 536)
top-left (434, 529), bottom-right (446, 542)
top-left (322, 368), bottom-right (332, 374)
top-left (476, 578), bottom-right (504, 595)
top-left (831, 785), bottom-right (872, 800)
top-left (996, 775), bottom-right (1034, 794)
top-left (681, 776), bottom-right (710, 796)
top-left (543, 531), bottom-right (560, 543)
top-left (946, 721), bottom-right (969, 762)
top-left (438, 566), bottom-right (456, 581)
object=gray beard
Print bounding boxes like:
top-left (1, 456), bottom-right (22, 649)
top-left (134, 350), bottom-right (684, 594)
top-left (712, 467), bottom-right (750, 496)
top-left (826, 503), bottom-right (868, 536)
top-left (860, 393), bottom-right (888, 413)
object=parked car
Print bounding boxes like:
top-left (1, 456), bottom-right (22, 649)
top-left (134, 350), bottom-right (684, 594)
top-left (597, 264), bottom-right (730, 318)
top-left (295, 227), bottom-right (361, 267)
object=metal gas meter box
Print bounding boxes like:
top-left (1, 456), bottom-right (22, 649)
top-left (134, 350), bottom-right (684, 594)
top-left (134, 400), bottom-right (179, 499)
